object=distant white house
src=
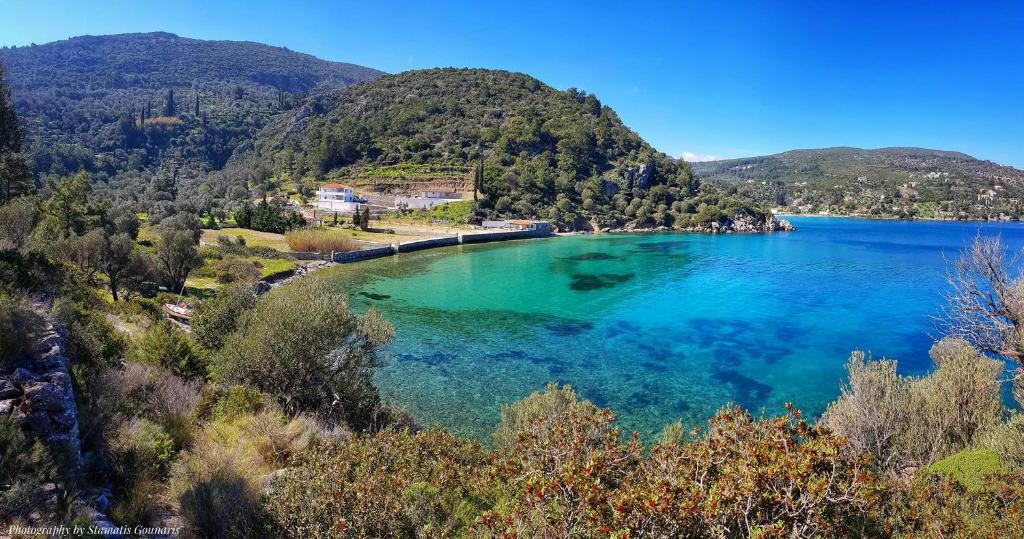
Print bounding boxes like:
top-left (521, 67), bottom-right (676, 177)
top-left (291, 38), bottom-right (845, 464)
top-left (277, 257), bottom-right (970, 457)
top-left (395, 190), bottom-right (463, 210)
top-left (317, 183), bottom-right (360, 212)
top-left (482, 220), bottom-right (552, 233)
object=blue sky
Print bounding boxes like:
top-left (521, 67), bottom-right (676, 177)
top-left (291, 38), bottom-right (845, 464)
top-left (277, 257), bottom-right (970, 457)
top-left (2, 0), bottom-right (1023, 166)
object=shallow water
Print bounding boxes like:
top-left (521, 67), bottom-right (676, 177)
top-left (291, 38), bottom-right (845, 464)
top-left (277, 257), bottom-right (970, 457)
top-left (322, 217), bottom-right (1024, 441)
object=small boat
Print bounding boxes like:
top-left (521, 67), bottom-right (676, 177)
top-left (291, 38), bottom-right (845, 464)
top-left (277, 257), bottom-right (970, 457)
top-left (163, 303), bottom-right (193, 320)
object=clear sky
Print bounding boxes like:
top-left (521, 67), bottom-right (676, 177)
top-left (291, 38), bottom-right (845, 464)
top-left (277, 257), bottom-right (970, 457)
top-left (2, 0), bottom-right (1023, 167)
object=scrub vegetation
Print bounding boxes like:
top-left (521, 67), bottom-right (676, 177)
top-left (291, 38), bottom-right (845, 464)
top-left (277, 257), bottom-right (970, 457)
top-left (2, 33), bottom-right (1023, 536)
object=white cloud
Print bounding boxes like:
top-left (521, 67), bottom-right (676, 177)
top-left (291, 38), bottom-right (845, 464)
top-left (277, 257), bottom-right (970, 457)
top-left (678, 151), bottom-right (723, 162)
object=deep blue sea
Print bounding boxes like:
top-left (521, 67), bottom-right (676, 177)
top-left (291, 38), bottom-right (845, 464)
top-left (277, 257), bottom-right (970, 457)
top-left (323, 217), bottom-right (1024, 440)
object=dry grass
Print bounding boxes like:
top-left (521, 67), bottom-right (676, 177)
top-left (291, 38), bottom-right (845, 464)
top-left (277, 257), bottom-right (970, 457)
top-left (285, 228), bottom-right (358, 253)
top-left (200, 228), bottom-right (291, 251)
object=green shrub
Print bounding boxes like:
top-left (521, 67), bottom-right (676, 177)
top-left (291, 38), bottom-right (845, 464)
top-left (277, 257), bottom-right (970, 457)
top-left (0, 292), bottom-right (42, 371)
top-left (107, 418), bottom-right (177, 525)
top-left (132, 320), bottom-right (206, 379)
top-left (924, 448), bottom-right (1008, 491)
top-left (492, 382), bottom-right (599, 451)
top-left (211, 385), bottom-right (268, 421)
top-left (191, 282), bottom-right (257, 351)
top-left (212, 278), bottom-right (392, 429)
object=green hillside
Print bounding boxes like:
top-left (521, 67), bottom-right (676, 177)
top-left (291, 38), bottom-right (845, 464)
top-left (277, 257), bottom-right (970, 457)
top-left (0, 32), bottom-right (382, 209)
top-left (254, 68), bottom-right (779, 231)
top-left (694, 147), bottom-right (1024, 219)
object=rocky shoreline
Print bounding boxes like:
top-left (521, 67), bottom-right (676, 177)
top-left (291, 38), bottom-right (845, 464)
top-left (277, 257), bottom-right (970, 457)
top-left (604, 213), bottom-right (795, 234)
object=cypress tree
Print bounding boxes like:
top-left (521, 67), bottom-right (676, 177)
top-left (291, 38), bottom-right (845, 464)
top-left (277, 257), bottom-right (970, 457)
top-left (165, 88), bottom-right (175, 117)
top-left (194, 90), bottom-right (199, 117)
top-left (352, 205), bottom-right (361, 228)
top-left (473, 158), bottom-right (485, 202)
top-left (360, 206), bottom-right (370, 231)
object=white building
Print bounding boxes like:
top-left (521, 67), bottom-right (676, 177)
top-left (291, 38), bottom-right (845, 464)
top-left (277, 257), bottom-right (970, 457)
top-left (317, 183), bottom-right (360, 212)
top-left (395, 191), bottom-right (463, 210)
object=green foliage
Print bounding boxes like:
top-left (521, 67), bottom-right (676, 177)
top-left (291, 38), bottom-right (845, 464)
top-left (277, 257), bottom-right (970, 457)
top-left (211, 385), bottom-right (268, 421)
top-left (0, 195), bottom-right (39, 251)
top-left (191, 282), bottom-right (257, 351)
top-left (492, 382), bottom-right (598, 451)
top-left (133, 320), bottom-right (206, 379)
top-left (213, 278), bottom-right (393, 429)
top-left (0, 62), bottom-right (33, 204)
top-left (154, 213), bottom-right (202, 292)
top-left (887, 472), bottom-right (1024, 536)
top-left (0, 291), bottom-right (43, 371)
top-left (924, 449), bottom-right (1008, 491)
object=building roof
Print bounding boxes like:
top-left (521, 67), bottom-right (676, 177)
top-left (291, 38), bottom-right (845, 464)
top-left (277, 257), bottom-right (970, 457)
top-left (509, 219), bottom-right (538, 225)
top-left (320, 183), bottom-right (353, 190)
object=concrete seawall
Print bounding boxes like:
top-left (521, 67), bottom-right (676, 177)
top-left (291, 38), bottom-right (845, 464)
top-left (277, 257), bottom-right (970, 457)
top-left (332, 245), bottom-right (398, 263)
top-left (458, 229), bottom-right (549, 243)
top-left (326, 229), bottom-right (552, 265)
top-left (397, 235), bottom-right (460, 253)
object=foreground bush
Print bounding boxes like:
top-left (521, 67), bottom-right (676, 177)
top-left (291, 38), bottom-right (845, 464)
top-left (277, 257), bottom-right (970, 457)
top-left (213, 278), bottom-right (393, 429)
top-left (266, 429), bottom-right (493, 537)
top-left (823, 338), bottom-right (1004, 471)
top-left (169, 404), bottom-right (328, 538)
top-left (285, 228), bottom-right (356, 253)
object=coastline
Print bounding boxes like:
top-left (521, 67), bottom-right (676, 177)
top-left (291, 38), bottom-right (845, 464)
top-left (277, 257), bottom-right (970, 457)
top-left (775, 212), bottom-right (1024, 223)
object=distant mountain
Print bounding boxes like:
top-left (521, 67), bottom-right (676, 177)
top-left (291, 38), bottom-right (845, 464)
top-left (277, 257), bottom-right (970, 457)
top-left (253, 68), bottom-right (782, 231)
top-left (0, 32), bottom-right (382, 206)
top-left (693, 147), bottom-right (1024, 219)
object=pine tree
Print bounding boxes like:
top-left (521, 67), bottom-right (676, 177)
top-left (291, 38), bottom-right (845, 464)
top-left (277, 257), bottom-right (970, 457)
top-left (164, 89), bottom-right (175, 117)
top-left (0, 62), bottom-right (33, 203)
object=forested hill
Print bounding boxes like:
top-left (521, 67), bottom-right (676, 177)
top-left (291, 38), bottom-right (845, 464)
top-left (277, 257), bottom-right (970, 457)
top-left (255, 68), bottom-right (779, 231)
top-left (0, 32), bottom-right (382, 211)
top-left (693, 147), bottom-right (1024, 219)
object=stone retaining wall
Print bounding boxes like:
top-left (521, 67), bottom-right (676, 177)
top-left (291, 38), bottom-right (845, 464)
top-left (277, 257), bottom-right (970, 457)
top-left (0, 314), bottom-right (82, 476)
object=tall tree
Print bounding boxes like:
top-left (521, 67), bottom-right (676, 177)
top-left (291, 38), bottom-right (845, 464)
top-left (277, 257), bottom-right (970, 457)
top-left (164, 88), bottom-right (175, 117)
top-left (154, 213), bottom-right (202, 293)
top-left (0, 63), bottom-right (33, 203)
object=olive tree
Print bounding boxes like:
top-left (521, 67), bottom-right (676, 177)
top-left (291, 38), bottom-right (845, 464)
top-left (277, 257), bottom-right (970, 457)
top-left (155, 214), bottom-right (202, 293)
top-left (213, 278), bottom-right (393, 429)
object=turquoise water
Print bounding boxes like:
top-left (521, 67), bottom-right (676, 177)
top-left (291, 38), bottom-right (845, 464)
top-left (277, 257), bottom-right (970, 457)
top-left (323, 217), bottom-right (1024, 441)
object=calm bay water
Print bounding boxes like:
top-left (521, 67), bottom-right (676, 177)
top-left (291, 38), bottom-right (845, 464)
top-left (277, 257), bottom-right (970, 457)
top-left (323, 217), bottom-right (1024, 441)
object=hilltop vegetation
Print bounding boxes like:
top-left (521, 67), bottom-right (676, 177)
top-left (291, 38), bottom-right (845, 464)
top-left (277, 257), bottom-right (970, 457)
top-left (0, 32), bottom-right (381, 213)
top-left (255, 68), bottom-right (781, 231)
top-left (694, 147), bottom-right (1024, 219)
